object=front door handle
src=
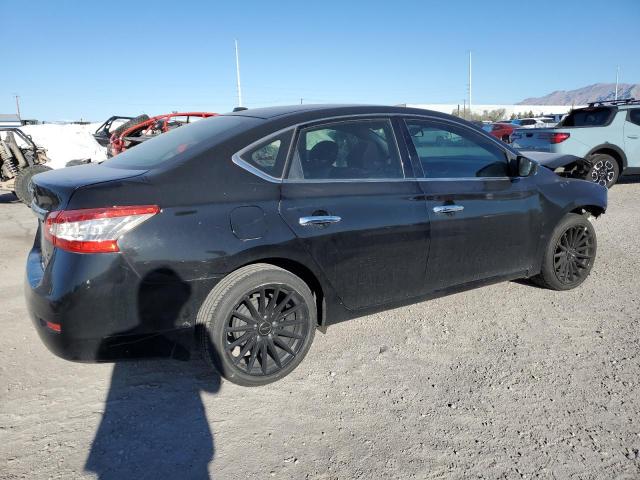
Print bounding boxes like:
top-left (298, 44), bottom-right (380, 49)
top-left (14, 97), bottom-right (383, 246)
top-left (433, 205), bottom-right (464, 214)
top-left (299, 215), bottom-right (342, 226)
top-left (627, 135), bottom-right (639, 139)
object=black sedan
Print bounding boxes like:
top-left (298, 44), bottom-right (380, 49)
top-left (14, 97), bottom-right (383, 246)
top-left (25, 105), bottom-right (607, 386)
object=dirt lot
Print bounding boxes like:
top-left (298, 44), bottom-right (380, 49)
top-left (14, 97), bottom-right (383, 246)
top-left (1, 179), bottom-right (639, 480)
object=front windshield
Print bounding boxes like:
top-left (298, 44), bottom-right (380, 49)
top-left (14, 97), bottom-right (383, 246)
top-left (103, 115), bottom-right (259, 169)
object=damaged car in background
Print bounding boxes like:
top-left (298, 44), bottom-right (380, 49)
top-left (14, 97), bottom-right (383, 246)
top-left (0, 128), bottom-right (51, 204)
top-left (512, 99), bottom-right (640, 188)
top-left (107, 112), bottom-right (217, 157)
top-left (92, 115), bottom-right (139, 147)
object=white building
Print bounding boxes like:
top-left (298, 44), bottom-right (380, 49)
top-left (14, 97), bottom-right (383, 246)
top-left (399, 104), bottom-right (583, 119)
top-left (0, 114), bottom-right (21, 127)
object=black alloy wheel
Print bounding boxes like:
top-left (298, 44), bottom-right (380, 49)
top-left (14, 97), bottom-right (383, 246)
top-left (552, 224), bottom-right (595, 285)
top-left (531, 213), bottom-right (598, 291)
top-left (199, 263), bottom-right (316, 386)
top-left (224, 285), bottom-right (310, 376)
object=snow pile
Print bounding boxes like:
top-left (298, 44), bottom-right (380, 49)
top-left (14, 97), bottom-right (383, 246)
top-left (20, 123), bottom-right (107, 169)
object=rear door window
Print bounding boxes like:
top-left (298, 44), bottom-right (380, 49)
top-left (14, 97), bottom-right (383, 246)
top-left (560, 107), bottom-right (614, 127)
top-left (287, 119), bottom-right (403, 180)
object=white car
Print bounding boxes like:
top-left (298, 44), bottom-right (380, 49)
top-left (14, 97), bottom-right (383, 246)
top-left (518, 117), bottom-right (556, 129)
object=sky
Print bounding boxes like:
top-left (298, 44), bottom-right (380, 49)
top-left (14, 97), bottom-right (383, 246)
top-left (2, 0), bottom-right (639, 121)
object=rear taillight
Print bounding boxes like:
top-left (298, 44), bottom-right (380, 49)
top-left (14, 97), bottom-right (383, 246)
top-left (44, 205), bottom-right (159, 253)
top-left (549, 132), bottom-right (570, 144)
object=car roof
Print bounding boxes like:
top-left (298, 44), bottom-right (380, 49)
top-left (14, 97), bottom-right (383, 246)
top-left (223, 104), bottom-right (454, 122)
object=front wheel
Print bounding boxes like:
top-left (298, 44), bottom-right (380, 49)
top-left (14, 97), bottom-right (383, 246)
top-left (587, 153), bottom-right (619, 188)
top-left (198, 264), bottom-right (316, 386)
top-left (532, 213), bottom-right (597, 290)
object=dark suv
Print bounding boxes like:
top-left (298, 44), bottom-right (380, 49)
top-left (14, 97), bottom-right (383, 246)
top-left (26, 105), bottom-right (607, 386)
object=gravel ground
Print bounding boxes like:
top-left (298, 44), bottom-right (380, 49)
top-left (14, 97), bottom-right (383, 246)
top-left (1, 179), bottom-right (639, 480)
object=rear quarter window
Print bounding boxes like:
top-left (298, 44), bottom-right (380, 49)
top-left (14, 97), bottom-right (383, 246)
top-left (628, 109), bottom-right (640, 126)
top-left (238, 130), bottom-right (293, 179)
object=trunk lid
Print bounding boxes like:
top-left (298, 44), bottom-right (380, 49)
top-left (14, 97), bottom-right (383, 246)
top-left (511, 127), bottom-right (559, 151)
top-left (31, 163), bottom-right (147, 213)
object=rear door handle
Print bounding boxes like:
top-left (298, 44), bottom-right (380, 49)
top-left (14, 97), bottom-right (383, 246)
top-left (299, 215), bottom-right (342, 226)
top-left (433, 205), bottom-right (464, 214)
top-left (627, 135), bottom-right (639, 139)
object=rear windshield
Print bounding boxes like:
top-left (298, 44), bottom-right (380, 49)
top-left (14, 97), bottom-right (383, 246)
top-left (103, 115), bottom-right (258, 169)
top-left (560, 107), bottom-right (614, 127)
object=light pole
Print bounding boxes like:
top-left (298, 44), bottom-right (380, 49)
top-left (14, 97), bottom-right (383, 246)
top-left (14, 94), bottom-right (21, 120)
top-left (235, 40), bottom-right (243, 108)
top-left (468, 51), bottom-right (472, 116)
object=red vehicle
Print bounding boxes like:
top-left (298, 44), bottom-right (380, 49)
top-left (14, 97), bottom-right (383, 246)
top-left (489, 122), bottom-right (516, 143)
top-left (109, 112), bottom-right (217, 156)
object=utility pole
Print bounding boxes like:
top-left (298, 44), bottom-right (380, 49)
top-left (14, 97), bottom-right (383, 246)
top-left (300, 98), bottom-right (303, 105)
top-left (468, 51), bottom-right (472, 116)
top-left (615, 65), bottom-right (620, 101)
top-left (14, 94), bottom-right (21, 120)
top-left (235, 39), bottom-right (243, 108)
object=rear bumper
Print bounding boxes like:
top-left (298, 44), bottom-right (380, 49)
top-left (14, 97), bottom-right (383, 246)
top-left (24, 244), bottom-right (218, 363)
top-left (25, 287), bottom-right (193, 362)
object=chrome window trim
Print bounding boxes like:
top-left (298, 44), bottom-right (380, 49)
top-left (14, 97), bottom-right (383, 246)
top-left (232, 155), bottom-right (282, 183)
top-left (282, 177), bottom-right (414, 184)
top-left (231, 111), bottom-right (516, 184)
top-left (416, 176), bottom-right (512, 182)
top-left (231, 127), bottom-right (295, 184)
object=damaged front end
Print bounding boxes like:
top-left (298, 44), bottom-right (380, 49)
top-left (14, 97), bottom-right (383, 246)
top-left (522, 151), bottom-right (592, 181)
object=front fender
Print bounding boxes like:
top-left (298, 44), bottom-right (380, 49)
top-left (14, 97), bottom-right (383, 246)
top-left (557, 179), bottom-right (608, 217)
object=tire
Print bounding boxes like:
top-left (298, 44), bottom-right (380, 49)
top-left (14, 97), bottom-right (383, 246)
top-left (197, 263), bottom-right (317, 386)
top-left (501, 135), bottom-right (510, 143)
top-left (586, 153), bottom-right (619, 188)
top-left (110, 114), bottom-right (149, 139)
top-left (14, 165), bottom-right (52, 205)
top-left (532, 213), bottom-right (597, 291)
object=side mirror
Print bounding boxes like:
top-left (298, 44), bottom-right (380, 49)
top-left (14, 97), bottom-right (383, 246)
top-left (517, 156), bottom-right (536, 177)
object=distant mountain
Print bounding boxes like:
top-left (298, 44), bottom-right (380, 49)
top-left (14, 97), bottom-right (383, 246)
top-left (518, 83), bottom-right (639, 105)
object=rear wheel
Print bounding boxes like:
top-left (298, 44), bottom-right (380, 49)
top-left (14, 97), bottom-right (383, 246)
top-left (532, 213), bottom-right (597, 290)
top-left (198, 264), bottom-right (316, 386)
top-left (14, 165), bottom-right (52, 205)
top-left (587, 153), bottom-right (619, 188)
